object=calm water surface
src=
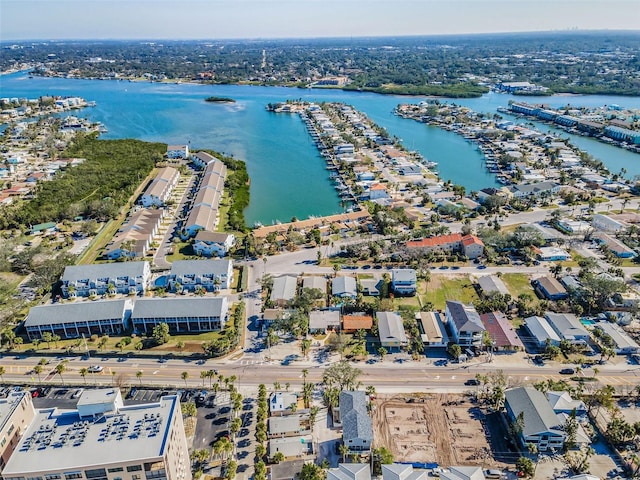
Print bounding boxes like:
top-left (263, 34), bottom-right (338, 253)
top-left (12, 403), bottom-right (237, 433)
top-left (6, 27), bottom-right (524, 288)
top-left (1, 72), bottom-right (638, 224)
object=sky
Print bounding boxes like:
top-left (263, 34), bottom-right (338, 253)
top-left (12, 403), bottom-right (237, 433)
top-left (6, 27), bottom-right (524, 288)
top-left (1, 0), bottom-right (639, 41)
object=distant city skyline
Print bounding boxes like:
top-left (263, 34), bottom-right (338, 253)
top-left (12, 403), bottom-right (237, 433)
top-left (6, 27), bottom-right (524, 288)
top-left (1, 0), bottom-right (639, 41)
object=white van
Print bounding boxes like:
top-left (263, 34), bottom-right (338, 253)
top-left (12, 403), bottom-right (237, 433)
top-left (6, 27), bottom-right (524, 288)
top-left (71, 388), bottom-right (83, 399)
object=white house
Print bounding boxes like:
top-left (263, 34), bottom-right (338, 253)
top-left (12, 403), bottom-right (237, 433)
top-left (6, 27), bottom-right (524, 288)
top-left (167, 259), bottom-right (233, 292)
top-left (192, 231), bottom-right (235, 257)
top-left (377, 312), bottom-right (408, 349)
top-left (592, 214), bottom-right (628, 233)
top-left (166, 144), bottom-right (189, 159)
top-left (140, 166), bottom-right (179, 207)
top-left (445, 301), bottom-right (484, 348)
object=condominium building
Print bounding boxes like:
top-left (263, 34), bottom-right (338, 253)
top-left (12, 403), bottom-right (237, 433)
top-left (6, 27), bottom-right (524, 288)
top-left (61, 262), bottom-right (151, 298)
top-left (167, 259), bottom-right (233, 292)
top-left (131, 297), bottom-right (229, 334)
top-left (140, 166), bottom-right (180, 207)
top-left (0, 392), bottom-right (36, 473)
top-left (2, 393), bottom-right (191, 480)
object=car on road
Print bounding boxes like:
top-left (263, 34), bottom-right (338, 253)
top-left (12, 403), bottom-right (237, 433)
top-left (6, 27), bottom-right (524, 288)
top-left (464, 379), bottom-right (480, 386)
top-left (560, 368), bottom-right (575, 375)
top-left (477, 265), bottom-right (487, 270)
top-left (87, 365), bottom-right (103, 373)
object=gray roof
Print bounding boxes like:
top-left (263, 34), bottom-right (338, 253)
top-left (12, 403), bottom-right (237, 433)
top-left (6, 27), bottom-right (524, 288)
top-left (382, 464), bottom-right (429, 480)
top-left (332, 276), bottom-right (357, 296)
top-left (510, 181), bottom-right (558, 195)
top-left (446, 301), bottom-right (484, 333)
top-left (391, 269), bottom-right (416, 283)
top-left (477, 275), bottom-right (510, 296)
top-left (327, 464), bottom-right (371, 480)
top-left (170, 259), bottom-right (232, 277)
top-left (340, 391), bottom-right (373, 443)
top-left (131, 297), bottom-right (228, 319)
top-left (505, 386), bottom-right (564, 438)
top-left (268, 414), bottom-right (309, 436)
top-left (62, 261), bottom-right (148, 282)
top-left (268, 436), bottom-right (312, 457)
top-left (376, 312), bottom-right (408, 344)
top-left (545, 312), bottom-right (589, 340)
top-left (309, 310), bottom-right (341, 330)
top-left (302, 276), bottom-right (327, 292)
top-left (26, 300), bottom-right (128, 327)
top-left (271, 276), bottom-right (298, 302)
top-left (525, 316), bottom-right (561, 344)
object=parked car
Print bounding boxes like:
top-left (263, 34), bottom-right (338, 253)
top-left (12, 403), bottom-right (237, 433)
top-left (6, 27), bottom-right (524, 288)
top-left (560, 368), bottom-right (575, 375)
top-left (71, 389), bottom-right (84, 399)
top-left (484, 470), bottom-right (505, 479)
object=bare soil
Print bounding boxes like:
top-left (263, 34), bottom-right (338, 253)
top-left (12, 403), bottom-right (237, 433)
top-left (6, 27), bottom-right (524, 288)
top-left (372, 393), bottom-right (502, 467)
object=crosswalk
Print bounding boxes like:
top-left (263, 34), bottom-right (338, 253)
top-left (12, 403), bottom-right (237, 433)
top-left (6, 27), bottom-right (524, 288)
top-left (238, 359), bottom-right (272, 366)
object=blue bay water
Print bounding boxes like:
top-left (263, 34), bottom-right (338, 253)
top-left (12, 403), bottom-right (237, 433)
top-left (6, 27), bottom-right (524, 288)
top-left (1, 72), bottom-right (639, 224)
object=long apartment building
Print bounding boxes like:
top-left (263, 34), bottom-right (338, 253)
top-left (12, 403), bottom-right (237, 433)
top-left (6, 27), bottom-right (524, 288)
top-left (104, 208), bottom-right (165, 260)
top-left (61, 262), bottom-right (151, 299)
top-left (140, 166), bottom-right (180, 208)
top-left (1, 390), bottom-right (191, 480)
top-left (184, 160), bottom-right (227, 237)
top-left (131, 297), bottom-right (229, 334)
top-left (406, 233), bottom-right (484, 259)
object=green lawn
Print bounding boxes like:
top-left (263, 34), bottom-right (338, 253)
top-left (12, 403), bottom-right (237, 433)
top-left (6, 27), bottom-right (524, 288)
top-left (423, 275), bottom-right (479, 310)
top-left (501, 273), bottom-right (536, 298)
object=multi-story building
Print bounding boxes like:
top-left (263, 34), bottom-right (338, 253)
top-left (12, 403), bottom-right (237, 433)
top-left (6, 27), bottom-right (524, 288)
top-left (24, 299), bottom-right (131, 340)
top-left (166, 144), bottom-right (189, 159)
top-left (2, 392), bottom-right (191, 480)
top-left (105, 208), bottom-right (165, 260)
top-left (406, 233), bottom-right (484, 260)
top-left (167, 259), bottom-right (233, 292)
top-left (61, 262), bottom-right (151, 298)
top-left (390, 269), bottom-right (416, 296)
top-left (445, 301), bottom-right (484, 348)
top-left (131, 297), bottom-right (229, 334)
top-left (192, 231), bottom-right (235, 257)
top-left (0, 392), bottom-right (36, 473)
top-left (140, 166), bottom-right (180, 207)
top-left (184, 160), bottom-right (227, 237)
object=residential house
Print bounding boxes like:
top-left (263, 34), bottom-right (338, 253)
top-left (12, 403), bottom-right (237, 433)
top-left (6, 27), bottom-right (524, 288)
top-left (168, 259), bottom-right (233, 292)
top-left (359, 278), bottom-right (381, 296)
top-left (391, 269), bottom-right (417, 296)
top-left (24, 299), bottom-right (130, 340)
top-left (556, 220), bottom-right (591, 235)
top-left (382, 464), bottom-right (429, 480)
top-left (271, 276), bottom-right (298, 307)
top-left (525, 316), bottom-right (562, 347)
top-left (544, 313), bottom-right (590, 343)
top-left (440, 467), bottom-right (486, 480)
top-left (592, 232), bottom-right (636, 258)
top-left (535, 247), bottom-right (571, 262)
top-left (332, 276), bottom-right (358, 299)
top-left (334, 391), bottom-right (372, 453)
top-left (445, 301), bottom-right (485, 348)
top-left (504, 386), bottom-right (566, 452)
top-left (268, 414), bottom-right (311, 439)
top-left (302, 276), bottom-right (327, 295)
top-left (139, 166), bottom-right (179, 207)
top-left (270, 392), bottom-right (299, 417)
top-left (61, 261), bottom-right (151, 298)
top-left (416, 312), bottom-right (449, 348)
top-left (377, 312), bottom-right (408, 350)
top-left (309, 310), bottom-right (341, 333)
top-left (192, 231), bottom-right (235, 257)
top-left (267, 436), bottom-right (312, 459)
top-left (509, 180), bottom-right (560, 199)
top-left (166, 144), bottom-right (189, 158)
top-left (328, 464), bottom-right (429, 480)
top-left (594, 321), bottom-right (640, 354)
top-left (369, 183), bottom-right (389, 200)
top-left (342, 314), bottom-right (374, 333)
top-left (406, 233), bottom-right (484, 260)
top-left (480, 312), bottom-right (524, 351)
top-left (592, 214), bottom-right (628, 233)
top-left (532, 276), bottom-right (568, 301)
top-left (131, 297), bottom-right (228, 334)
top-left (546, 391), bottom-right (587, 417)
top-left (477, 275), bottom-right (510, 297)
top-left (29, 222), bottom-right (57, 236)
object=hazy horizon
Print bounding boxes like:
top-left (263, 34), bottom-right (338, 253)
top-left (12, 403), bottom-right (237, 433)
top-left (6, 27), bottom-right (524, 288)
top-left (2, 0), bottom-right (639, 42)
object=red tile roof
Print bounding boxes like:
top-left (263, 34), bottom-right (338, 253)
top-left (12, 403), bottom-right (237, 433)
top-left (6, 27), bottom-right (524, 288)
top-left (462, 235), bottom-right (484, 247)
top-left (342, 315), bottom-right (374, 331)
top-left (406, 233), bottom-right (463, 249)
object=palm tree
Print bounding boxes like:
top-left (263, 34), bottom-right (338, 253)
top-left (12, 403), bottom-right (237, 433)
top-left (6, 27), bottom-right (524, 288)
top-left (301, 338), bottom-right (312, 359)
top-left (273, 381), bottom-right (281, 391)
top-left (301, 368), bottom-right (309, 385)
top-left (33, 364), bottom-right (43, 383)
top-left (200, 370), bottom-right (208, 386)
top-left (136, 370), bottom-right (143, 386)
top-left (55, 362), bottom-right (67, 385)
top-left (0, 366), bottom-right (5, 383)
top-left (181, 371), bottom-right (189, 387)
top-left (79, 367), bottom-right (88, 385)
top-left (42, 332), bottom-right (53, 349)
top-left (52, 335), bottom-right (61, 349)
top-left (309, 406), bottom-right (320, 430)
top-left (339, 443), bottom-right (349, 463)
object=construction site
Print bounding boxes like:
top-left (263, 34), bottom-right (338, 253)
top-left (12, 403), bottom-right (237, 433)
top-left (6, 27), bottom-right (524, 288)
top-left (372, 393), bottom-right (506, 468)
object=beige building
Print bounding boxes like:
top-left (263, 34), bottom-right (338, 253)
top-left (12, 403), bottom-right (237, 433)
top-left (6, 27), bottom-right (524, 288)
top-left (0, 392), bottom-right (36, 473)
top-left (2, 391), bottom-right (191, 480)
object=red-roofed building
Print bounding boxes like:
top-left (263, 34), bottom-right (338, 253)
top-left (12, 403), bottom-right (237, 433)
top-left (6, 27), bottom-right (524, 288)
top-left (368, 183), bottom-right (388, 200)
top-left (342, 315), bottom-right (374, 333)
top-left (406, 233), bottom-right (484, 259)
top-left (480, 311), bottom-right (524, 351)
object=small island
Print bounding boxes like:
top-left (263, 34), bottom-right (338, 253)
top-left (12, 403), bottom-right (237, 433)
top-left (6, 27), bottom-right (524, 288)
top-left (205, 96), bottom-right (236, 103)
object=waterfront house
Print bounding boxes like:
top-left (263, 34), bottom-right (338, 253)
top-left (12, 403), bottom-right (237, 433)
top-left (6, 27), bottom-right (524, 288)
top-left (184, 160), bottom-right (227, 237)
top-left (334, 391), bottom-right (372, 453)
top-left (477, 275), bottom-right (510, 297)
top-left (480, 311), bottom-right (524, 351)
top-left (445, 301), bottom-right (484, 348)
top-left (24, 299), bottom-right (130, 340)
top-left (61, 261), bottom-right (151, 298)
top-left (131, 296), bottom-right (228, 334)
top-left (192, 231), bottom-right (235, 257)
top-left (342, 314), bottom-right (374, 333)
top-left (544, 312), bottom-right (590, 344)
top-left (532, 276), bottom-right (568, 301)
top-left (509, 181), bottom-right (560, 199)
top-left (328, 463), bottom-right (429, 480)
top-left (139, 166), bottom-right (179, 207)
top-left (309, 310), bottom-right (341, 333)
top-left (416, 312), bottom-right (449, 348)
top-left (168, 259), bottom-right (233, 292)
top-left (391, 268), bottom-right (417, 296)
top-left (191, 151), bottom-right (216, 169)
top-left (525, 316), bottom-right (561, 347)
top-left (271, 275), bottom-right (298, 307)
top-left (505, 386), bottom-right (566, 452)
top-left (377, 312), bottom-right (408, 350)
top-left (166, 144), bottom-right (189, 159)
top-left (332, 276), bottom-right (358, 299)
top-left (368, 183), bottom-right (388, 200)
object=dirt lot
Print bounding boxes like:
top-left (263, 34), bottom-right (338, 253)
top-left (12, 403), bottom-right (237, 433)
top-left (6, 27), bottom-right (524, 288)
top-left (372, 393), bottom-right (505, 468)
